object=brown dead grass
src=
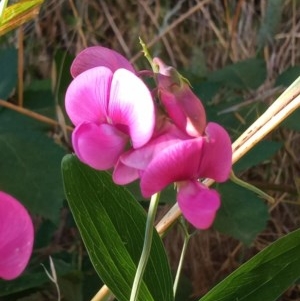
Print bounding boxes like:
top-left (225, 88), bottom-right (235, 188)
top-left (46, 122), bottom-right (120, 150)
top-left (13, 0), bottom-right (300, 299)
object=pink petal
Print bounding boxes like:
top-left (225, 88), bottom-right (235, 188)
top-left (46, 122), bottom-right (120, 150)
top-left (0, 192), bottom-right (34, 280)
top-left (113, 122), bottom-right (189, 185)
top-left (154, 57), bottom-right (206, 137)
top-left (177, 180), bottom-right (220, 229)
top-left (159, 88), bottom-right (206, 137)
top-left (71, 46), bottom-right (135, 77)
top-left (72, 122), bottom-right (128, 170)
top-left (109, 69), bottom-right (155, 148)
top-left (198, 122), bottom-right (232, 182)
top-left (113, 159), bottom-right (140, 185)
top-left (140, 138), bottom-right (204, 198)
top-left (65, 67), bottom-right (113, 126)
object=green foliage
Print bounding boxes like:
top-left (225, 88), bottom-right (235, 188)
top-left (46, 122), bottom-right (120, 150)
top-left (0, 258), bottom-right (78, 297)
top-left (214, 181), bottom-right (269, 246)
top-left (53, 49), bottom-right (74, 106)
top-left (275, 66), bottom-right (300, 87)
top-left (62, 155), bottom-right (174, 301)
top-left (234, 140), bottom-right (283, 172)
top-left (207, 58), bottom-right (267, 90)
top-left (281, 108), bottom-right (300, 131)
top-left (0, 108), bottom-right (66, 223)
top-left (258, 0), bottom-right (283, 49)
top-left (0, 47), bottom-right (17, 99)
top-left (199, 228), bottom-right (300, 301)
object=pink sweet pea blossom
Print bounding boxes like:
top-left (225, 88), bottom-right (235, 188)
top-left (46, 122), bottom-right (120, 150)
top-left (65, 66), bottom-right (155, 170)
top-left (114, 122), bottom-right (232, 229)
top-left (71, 46), bottom-right (135, 77)
top-left (0, 191), bottom-right (34, 280)
top-left (154, 57), bottom-right (206, 137)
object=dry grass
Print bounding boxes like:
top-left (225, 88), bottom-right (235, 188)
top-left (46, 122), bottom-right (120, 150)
top-left (8, 0), bottom-right (300, 299)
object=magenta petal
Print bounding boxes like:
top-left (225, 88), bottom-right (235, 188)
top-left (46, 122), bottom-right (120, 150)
top-left (109, 69), bottom-right (155, 148)
top-left (177, 181), bottom-right (220, 229)
top-left (140, 138), bottom-right (204, 197)
top-left (71, 46), bottom-right (135, 77)
top-left (199, 122), bottom-right (232, 182)
top-left (113, 124), bottom-right (189, 185)
top-left (72, 122), bottom-right (128, 170)
top-left (153, 57), bottom-right (206, 136)
top-left (0, 192), bottom-right (34, 280)
top-left (65, 67), bottom-right (113, 126)
top-left (113, 159), bottom-right (140, 185)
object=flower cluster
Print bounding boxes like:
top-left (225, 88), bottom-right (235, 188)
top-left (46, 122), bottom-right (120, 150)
top-left (0, 191), bottom-right (34, 280)
top-left (65, 46), bottom-right (232, 229)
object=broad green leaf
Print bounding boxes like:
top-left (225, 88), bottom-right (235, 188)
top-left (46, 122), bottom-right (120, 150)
top-left (234, 140), bottom-right (282, 172)
top-left (193, 81), bottom-right (221, 104)
top-left (0, 108), bottom-right (66, 223)
top-left (0, 47), bottom-right (17, 99)
top-left (275, 66), bottom-right (300, 87)
top-left (24, 79), bottom-right (56, 119)
top-left (281, 108), bottom-right (300, 131)
top-left (214, 181), bottom-right (269, 245)
top-left (0, 0), bottom-right (43, 36)
top-left (258, 0), bottom-right (283, 49)
top-left (0, 258), bottom-right (76, 297)
top-left (207, 58), bottom-right (267, 90)
top-left (62, 155), bottom-right (174, 301)
top-left (0, 271), bottom-right (49, 297)
top-left (199, 228), bottom-right (300, 301)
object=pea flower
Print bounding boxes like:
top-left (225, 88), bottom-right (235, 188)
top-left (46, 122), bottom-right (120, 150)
top-left (154, 57), bottom-right (206, 137)
top-left (114, 120), bottom-right (232, 229)
top-left (70, 46), bottom-right (135, 77)
top-left (65, 55), bottom-right (155, 170)
top-left (0, 191), bottom-right (34, 280)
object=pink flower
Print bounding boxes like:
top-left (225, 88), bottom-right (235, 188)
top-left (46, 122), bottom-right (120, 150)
top-left (65, 66), bottom-right (155, 170)
top-left (114, 122), bottom-right (232, 229)
top-left (71, 46), bottom-right (135, 77)
top-left (0, 191), bottom-right (34, 280)
top-left (154, 57), bottom-right (206, 137)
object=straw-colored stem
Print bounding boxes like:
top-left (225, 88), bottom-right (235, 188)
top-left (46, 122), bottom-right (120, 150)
top-left (0, 99), bottom-right (73, 132)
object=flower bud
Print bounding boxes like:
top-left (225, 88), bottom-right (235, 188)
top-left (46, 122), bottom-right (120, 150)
top-left (154, 57), bottom-right (206, 137)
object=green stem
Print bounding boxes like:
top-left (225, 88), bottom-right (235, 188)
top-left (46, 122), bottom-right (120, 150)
top-left (173, 219), bottom-right (191, 298)
top-left (230, 170), bottom-right (274, 203)
top-left (139, 37), bottom-right (159, 73)
top-left (130, 192), bottom-right (160, 301)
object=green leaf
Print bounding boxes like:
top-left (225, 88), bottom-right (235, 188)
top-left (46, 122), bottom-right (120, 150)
top-left (23, 79), bottom-right (57, 120)
top-left (258, 0), bottom-right (283, 49)
top-left (207, 58), bottom-right (267, 90)
top-left (0, 108), bottom-right (66, 223)
top-left (62, 155), bottom-right (174, 301)
top-left (0, 47), bottom-right (17, 99)
top-left (193, 81), bottom-right (221, 104)
top-left (214, 181), bottom-right (269, 245)
top-left (275, 66), bottom-right (300, 87)
top-left (0, 258), bottom-right (75, 297)
top-left (281, 108), bottom-right (300, 131)
top-left (234, 140), bottom-right (282, 172)
top-left (199, 228), bottom-right (300, 301)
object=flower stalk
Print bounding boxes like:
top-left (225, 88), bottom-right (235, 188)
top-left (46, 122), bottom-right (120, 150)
top-left (173, 219), bottom-right (192, 298)
top-left (230, 171), bottom-right (274, 203)
top-left (130, 192), bottom-right (161, 301)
